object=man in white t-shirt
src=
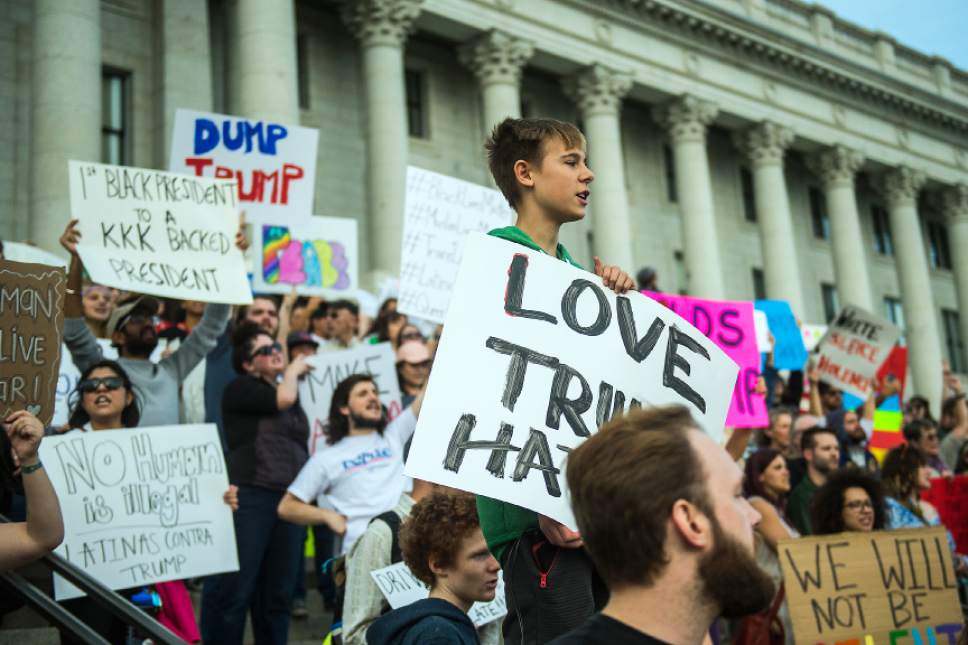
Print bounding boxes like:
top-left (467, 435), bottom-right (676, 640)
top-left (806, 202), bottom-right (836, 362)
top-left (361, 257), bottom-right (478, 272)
top-left (277, 374), bottom-right (425, 554)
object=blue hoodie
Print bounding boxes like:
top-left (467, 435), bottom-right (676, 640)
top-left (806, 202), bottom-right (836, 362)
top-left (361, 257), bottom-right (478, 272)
top-left (366, 598), bottom-right (479, 645)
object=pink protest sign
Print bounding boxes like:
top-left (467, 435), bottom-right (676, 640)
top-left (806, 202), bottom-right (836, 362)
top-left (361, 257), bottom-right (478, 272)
top-left (643, 291), bottom-right (766, 428)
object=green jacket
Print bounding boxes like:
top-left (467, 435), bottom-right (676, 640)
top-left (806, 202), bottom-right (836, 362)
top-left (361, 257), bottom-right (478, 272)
top-left (476, 225), bottom-right (583, 561)
top-left (787, 475), bottom-right (819, 536)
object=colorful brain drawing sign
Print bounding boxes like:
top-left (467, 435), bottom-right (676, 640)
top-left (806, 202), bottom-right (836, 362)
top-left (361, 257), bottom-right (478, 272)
top-left (262, 225), bottom-right (350, 290)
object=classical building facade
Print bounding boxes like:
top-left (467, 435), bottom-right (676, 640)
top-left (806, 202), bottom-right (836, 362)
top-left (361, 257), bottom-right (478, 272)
top-left (2, 0), bottom-right (967, 407)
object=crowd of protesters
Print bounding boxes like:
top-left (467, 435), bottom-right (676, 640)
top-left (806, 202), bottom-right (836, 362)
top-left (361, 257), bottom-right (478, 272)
top-left (2, 116), bottom-right (968, 645)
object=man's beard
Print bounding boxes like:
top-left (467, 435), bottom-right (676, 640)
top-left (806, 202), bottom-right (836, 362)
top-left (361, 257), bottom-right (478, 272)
top-left (698, 518), bottom-right (776, 619)
top-left (125, 332), bottom-right (158, 357)
top-left (350, 411), bottom-right (383, 431)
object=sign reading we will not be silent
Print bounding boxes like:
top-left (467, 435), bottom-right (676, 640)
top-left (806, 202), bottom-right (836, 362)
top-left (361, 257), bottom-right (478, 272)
top-left (68, 161), bottom-right (252, 304)
top-left (779, 527), bottom-right (963, 645)
top-left (406, 235), bottom-right (738, 529)
top-left (0, 260), bottom-right (66, 425)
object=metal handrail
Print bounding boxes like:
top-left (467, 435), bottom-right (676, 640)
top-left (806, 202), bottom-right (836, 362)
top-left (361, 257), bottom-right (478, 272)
top-left (0, 570), bottom-right (109, 645)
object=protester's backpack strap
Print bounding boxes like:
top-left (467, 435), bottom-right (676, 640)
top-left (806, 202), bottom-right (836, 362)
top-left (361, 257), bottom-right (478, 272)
top-left (371, 510), bottom-right (404, 564)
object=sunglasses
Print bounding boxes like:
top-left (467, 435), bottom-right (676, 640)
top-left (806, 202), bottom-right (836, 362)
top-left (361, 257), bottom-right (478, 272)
top-left (79, 377), bottom-right (124, 393)
top-left (250, 342), bottom-right (283, 359)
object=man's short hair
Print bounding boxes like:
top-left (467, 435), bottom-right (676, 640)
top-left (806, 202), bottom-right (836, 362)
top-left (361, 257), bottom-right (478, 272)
top-left (310, 303), bottom-right (329, 321)
top-left (400, 493), bottom-right (481, 588)
top-left (484, 117), bottom-right (586, 209)
top-left (566, 406), bottom-right (710, 589)
top-left (902, 418), bottom-right (936, 443)
top-left (800, 426), bottom-right (838, 453)
top-left (329, 299), bottom-right (359, 317)
top-left (235, 294), bottom-right (281, 324)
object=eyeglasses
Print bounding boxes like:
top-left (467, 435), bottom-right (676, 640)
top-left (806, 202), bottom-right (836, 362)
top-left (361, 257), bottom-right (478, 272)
top-left (403, 360), bottom-right (432, 369)
top-left (400, 332), bottom-right (424, 342)
top-left (250, 342), bottom-right (283, 359)
top-left (844, 499), bottom-right (873, 511)
top-left (78, 377), bottom-right (124, 393)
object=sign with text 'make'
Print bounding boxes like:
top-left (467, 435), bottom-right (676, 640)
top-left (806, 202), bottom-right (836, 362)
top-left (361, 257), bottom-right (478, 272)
top-left (398, 166), bottom-right (513, 324)
top-left (816, 305), bottom-right (900, 400)
top-left (254, 216), bottom-right (358, 297)
top-left (299, 343), bottom-right (402, 454)
top-left (779, 528), bottom-right (963, 645)
top-left (69, 161), bottom-right (252, 304)
top-left (0, 260), bottom-right (66, 425)
top-left (39, 424), bottom-right (239, 600)
top-left (405, 235), bottom-right (738, 529)
top-left (371, 563), bottom-right (506, 628)
top-left (169, 109), bottom-right (318, 223)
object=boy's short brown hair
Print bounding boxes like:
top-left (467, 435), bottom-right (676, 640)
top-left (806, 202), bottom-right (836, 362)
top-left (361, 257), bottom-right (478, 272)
top-left (399, 492), bottom-right (481, 588)
top-left (485, 117), bottom-right (586, 209)
top-left (566, 406), bottom-right (711, 589)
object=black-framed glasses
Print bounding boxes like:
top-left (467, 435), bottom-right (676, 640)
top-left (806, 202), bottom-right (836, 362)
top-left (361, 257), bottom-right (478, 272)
top-left (844, 499), bottom-right (873, 511)
top-left (78, 377), bottom-right (124, 393)
top-left (250, 342), bottom-right (283, 359)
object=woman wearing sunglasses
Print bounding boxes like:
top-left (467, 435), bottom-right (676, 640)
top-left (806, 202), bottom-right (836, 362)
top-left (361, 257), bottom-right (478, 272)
top-left (200, 322), bottom-right (346, 645)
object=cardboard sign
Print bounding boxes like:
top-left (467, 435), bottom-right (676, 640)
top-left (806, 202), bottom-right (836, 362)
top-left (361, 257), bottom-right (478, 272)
top-left (1, 241), bottom-right (67, 268)
top-left (253, 216), bottom-right (358, 297)
top-left (39, 424), bottom-right (239, 600)
top-left (755, 300), bottom-right (809, 370)
top-left (922, 476), bottom-right (968, 556)
top-left (802, 324), bottom-right (827, 352)
top-left (298, 343), bottom-right (402, 454)
top-left (68, 161), bottom-right (252, 304)
top-left (405, 235), bottom-right (738, 528)
top-left (168, 109), bottom-right (318, 223)
top-left (815, 306), bottom-right (900, 400)
top-left (370, 562), bottom-right (506, 628)
top-left (779, 528), bottom-right (963, 645)
top-left (644, 292), bottom-right (765, 428)
top-left (0, 260), bottom-right (66, 425)
top-left (398, 167), bottom-right (513, 324)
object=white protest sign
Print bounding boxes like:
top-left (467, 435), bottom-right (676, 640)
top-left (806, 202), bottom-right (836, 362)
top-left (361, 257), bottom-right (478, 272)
top-left (398, 167), bottom-right (513, 324)
top-left (52, 339), bottom-right (118, 428)
top-left (370, 562), bottom-right (507, 628)
top-left (253, 216), bottom-right (358, 297)
top-left (299, 343), bottom-right (402, 454)
top-left (38, 424), bottom-right (239, 600)
top-left (1, 241), bottom-right (67, 268)
top-left (753, 309), bottom-right (771, 353)
top-left (169, 109), bottom-right (318, 223)
top-left (68, 161), bottom-right (252, 304)
top-left (816, 305), bottom-right (900, 400)
top-left (801, 324), bottom-right (827, 352)
top-left (405, 234), bottom-right (738, 528)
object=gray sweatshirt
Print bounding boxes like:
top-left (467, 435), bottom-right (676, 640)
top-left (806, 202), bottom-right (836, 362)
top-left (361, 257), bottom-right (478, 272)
top-left (63, 304), bottom-right (230, 427)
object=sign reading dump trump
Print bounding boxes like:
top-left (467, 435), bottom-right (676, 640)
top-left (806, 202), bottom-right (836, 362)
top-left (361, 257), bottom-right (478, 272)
top-left (815, 305), bottom-right (900, 400)
top-left (0, 260), bottom-right (66, 425)
top-left (68, 161), bottom-right (252, 304)
top-left (169, 109), bottom-right (318, 223)
top-left (39, 424), bottom-right (239, 600)
top-left (405, 235), bottom-right (738, 528)
top-left (779, 528), bottom-right (963, 645)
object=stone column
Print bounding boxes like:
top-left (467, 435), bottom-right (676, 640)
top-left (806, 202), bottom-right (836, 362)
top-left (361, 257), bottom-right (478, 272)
top-left (459, 30), bottom-right (534, 138)
top-left (942, 185), bottom-right (968, 374)
top-left (875, 167), bottom-right (942, 410)
top-left (734, 122), bottom-right (806, 316)
top-left (30, 0), bottom-right (101, 254)
top-left (562, 65), bottom-right (634, 271)
top-left (806, 146), bottom-right (873, 310)
top-left (156, 0), bottom-right (214, 167)
top-left (228, 0), bottom-right (299, 123)
top-left (653, 95), bottom-right (724, 299)
top-left (342, 0), bottom-right (421, 283)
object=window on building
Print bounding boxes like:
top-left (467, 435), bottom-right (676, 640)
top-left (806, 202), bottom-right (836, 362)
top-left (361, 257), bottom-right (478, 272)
top-left (297, 34), bottom-right (310, 110)
top-left (740, 167), bottom-right (756, 222)
top-left (809, 186), bottom-right (830, 240)
top-left (663, 144), bottom-right (677, 203)
top-left (884, 296), bottom-right (906, 346)
top-left (405, 69), bottom-right (427, 138)
top-left (752, 268), bottom-right (766, 301)
top-left (821, 283), bottom-right (839, 323)
top-left (871, 205), bottom-right (893, 256)
top-left (942, 309), bottom-right (966, 373)
top-left (101, 69), bottom-right (129, 165)
top-left (926, 220), bottom-right (952, 270)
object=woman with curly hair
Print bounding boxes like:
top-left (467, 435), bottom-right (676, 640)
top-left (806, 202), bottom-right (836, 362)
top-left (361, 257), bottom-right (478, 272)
top-left (367, 493), bottom-right (500, 644)
top-left (810, 469), bottom-right (887, 535)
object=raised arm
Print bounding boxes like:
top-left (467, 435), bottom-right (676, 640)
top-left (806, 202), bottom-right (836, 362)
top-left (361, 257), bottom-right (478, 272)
top-left (59, 219), bottom-right (104, 372)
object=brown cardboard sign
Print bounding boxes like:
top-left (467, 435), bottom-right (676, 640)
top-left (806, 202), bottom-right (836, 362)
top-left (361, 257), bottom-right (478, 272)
top-left (779, 527), bottom-right (964, 644)
top-left (0, 259), bottom-right (66, 425)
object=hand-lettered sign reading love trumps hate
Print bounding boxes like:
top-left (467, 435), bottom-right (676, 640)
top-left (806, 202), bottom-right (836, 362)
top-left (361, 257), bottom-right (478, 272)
top-left (68, 161), bottom-right (253, 305)
top-left (39, 424), bottom-right (239, 600)
top-left (0, 260), bottom-right (66, 425)
top-left (816, 305), bottom-right (901, 400)
top-left (643, 292), bottom-right (766, 428)
top-left (405, 235), bottom-right (738, 529)
top-left (169, 109), bottom-right (318, 224)
top-left (779, 528), bottom-right (963, 645)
